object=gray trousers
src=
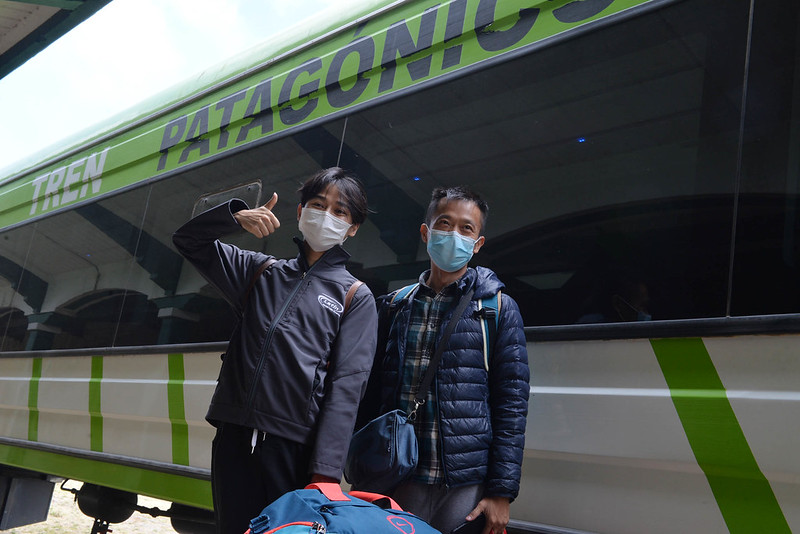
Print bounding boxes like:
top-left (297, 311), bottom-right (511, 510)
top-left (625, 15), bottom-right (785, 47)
top-left (392, 480), bottom-right (483, 534)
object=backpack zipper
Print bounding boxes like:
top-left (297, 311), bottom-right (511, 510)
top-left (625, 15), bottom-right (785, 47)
top-left (262, 521), bottom-right (325, 533)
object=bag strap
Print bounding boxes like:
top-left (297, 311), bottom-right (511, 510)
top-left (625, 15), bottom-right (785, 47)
top-left (343, 280), bottom-right (364, 315)
top-left (348, 491), bottom-right (402, 511)
top-left (242, 257), bottom-right (277, 308)
top-left (410, 288), bottom-right (475, 419)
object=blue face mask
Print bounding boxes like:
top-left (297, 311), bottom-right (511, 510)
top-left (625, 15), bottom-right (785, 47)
top-left (426, 226), bottom-right (477, 272)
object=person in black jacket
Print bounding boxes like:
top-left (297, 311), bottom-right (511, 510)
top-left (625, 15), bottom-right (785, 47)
top-left (173, 168), bottom-right (377, 534)
top-left (359, 186), bottom-right (529, 534)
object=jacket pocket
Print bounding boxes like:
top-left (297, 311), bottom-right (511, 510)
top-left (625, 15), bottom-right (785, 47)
top-left (305, 350), bottom-right (330, 423)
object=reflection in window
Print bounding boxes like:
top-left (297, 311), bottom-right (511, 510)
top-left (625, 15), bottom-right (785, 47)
top-left (339, 0), bottom-right (750, 325)
top-left (5, 188), bottom-right (155, 350)
top-left (730, 0), bottom-right (800, 316)
top-left (3, 0), bottom-right (800, 350)
top-left (48, 290), bottom-right (159, 349)
top-left (148, 120), bottom-right (350, 345)
top-left (0, 308), bottom-right (27, 351)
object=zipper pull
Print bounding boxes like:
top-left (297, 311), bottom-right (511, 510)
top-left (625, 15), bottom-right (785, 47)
top-left (311, 522), bottom-right (326, 533)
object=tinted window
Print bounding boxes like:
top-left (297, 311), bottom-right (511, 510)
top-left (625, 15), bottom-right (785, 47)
top-left (730, 0), bottom-right (800, 316)
top-left (5, 0), bottom-right (800, 351)
top-left (341, 0), bottom-right (751, 325)
top-left (0, 188), bottom-right (156, 350)
top-left (147, 121), bottom-right (350, 345)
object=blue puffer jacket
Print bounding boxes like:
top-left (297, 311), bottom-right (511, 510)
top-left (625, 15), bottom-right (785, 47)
top-left (363, 267), bottom-right (529, 500)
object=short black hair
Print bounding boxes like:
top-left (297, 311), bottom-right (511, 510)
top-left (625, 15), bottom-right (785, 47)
top-left (425, 186), bottom-right (488, 232)
top-left (297, 167), bottom-right (368, 225)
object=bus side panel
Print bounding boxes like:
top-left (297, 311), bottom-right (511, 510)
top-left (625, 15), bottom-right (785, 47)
top-left (101, 354), bottom-right (174, 464)
top-left (519, 338), bottom-right (727, 533)
top-left (37, 357), bottom-right (92, 451)
top-left (183, 352), bottom-right (221, 469)
top-left (0, 351), bottom-right (218, 506)
top-left (521, 335), bottom-right (799, 534)
top-left (705, 336), bottom-right (800, 530)
top-left (0, 358), bottom-right (33, 440)
top-left (101, 352), bottom-right (217, 469)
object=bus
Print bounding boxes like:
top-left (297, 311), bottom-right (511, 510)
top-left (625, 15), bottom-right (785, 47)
top-left (1, 0), bottom-right (798, 532)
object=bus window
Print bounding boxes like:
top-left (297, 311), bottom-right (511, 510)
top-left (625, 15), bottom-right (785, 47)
top-left (339, 0), bottom-right (750, 326)
top-left (730, 2), bottom-right (800, 316)
top-left (146, 120), bottom-right (350, 344)
top-left (0, 308), bottom-right (27, 351)
top-left (10, 187), bottom-right (157, 350)
top-left (0, 223), bottom-right (38, 350)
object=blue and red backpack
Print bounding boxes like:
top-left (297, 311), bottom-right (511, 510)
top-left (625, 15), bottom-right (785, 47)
top-left (244, 483), bottom-right (442, 534)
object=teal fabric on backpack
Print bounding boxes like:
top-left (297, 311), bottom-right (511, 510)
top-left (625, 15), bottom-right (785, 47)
top-left (477, 291), bottom-right (500, 371)
top-left (390, 283), bottom-right (418, 304)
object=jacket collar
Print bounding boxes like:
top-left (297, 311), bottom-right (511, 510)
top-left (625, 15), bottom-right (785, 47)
top-left (419, 266), bottom-right (504, 300)
top-left (293, 236), bottom-right (350, 271)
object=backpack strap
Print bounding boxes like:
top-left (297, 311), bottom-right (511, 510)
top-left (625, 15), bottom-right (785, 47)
top-left (343, 280), bottom-right (364, 315)
top-left (476, 290), bottom-right (501, 371)
top-left (242, 258), bottom-right (277, 308)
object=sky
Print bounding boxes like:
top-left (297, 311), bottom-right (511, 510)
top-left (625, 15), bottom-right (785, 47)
top-left (0, 0), bottom-right (367, 174)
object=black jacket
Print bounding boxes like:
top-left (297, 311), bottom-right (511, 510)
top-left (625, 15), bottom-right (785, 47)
top-left (173, 200), bottom-right (377, 479)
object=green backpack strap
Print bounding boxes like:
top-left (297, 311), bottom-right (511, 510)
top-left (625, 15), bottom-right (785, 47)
top-left (476, 291), bottom-right (501, 371)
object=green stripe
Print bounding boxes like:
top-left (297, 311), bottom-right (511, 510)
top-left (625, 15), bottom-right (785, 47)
top-left (651, 338), bottom-right (790, 533)
top-left (168, 353), bottom-right (190, 466)
top-left (89, 356), bottom-right (103, 452)
top-left (28, 358), bottom-right (42, 441)
top-left (0, 442), bottom-right (211, 509)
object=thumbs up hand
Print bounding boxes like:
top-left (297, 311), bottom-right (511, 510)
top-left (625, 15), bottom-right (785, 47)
top-left (234, 193), bottom-right (281, 238)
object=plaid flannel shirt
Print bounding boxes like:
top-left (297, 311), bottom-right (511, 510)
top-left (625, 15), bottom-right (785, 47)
top-left (397, 271), bottom-right (459, 485)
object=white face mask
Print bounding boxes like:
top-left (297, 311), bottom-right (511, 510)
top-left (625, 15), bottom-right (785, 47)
top-left (298, 206), bottom-right (352, 252)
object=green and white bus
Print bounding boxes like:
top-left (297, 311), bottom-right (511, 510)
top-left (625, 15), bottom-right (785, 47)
top-left (1, 0), bottom-right (798, 532)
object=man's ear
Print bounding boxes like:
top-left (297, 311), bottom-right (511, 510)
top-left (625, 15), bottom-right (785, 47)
top-left (347, 224), bottom-right (360, 238)
top-left (420, 223), bottom-right (429, 243)
top-left (297, 203), bottom-right (302, 221)
top-left (473, 236), bottom-right (485, 254)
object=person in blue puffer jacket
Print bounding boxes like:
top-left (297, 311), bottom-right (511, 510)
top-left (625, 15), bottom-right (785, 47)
top-left (359, 186), bottom-right (530, 534)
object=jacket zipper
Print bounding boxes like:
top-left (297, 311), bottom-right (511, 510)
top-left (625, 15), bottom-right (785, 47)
top-left (434, 373), bottom-right (450, 488)
top-left (434, 300), bottom-right (463, 489)
top-left (244, 262), bottom-right (315, 419)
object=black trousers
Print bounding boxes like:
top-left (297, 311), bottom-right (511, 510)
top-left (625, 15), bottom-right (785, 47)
top-left (211, 422), bottom-right (313, 534)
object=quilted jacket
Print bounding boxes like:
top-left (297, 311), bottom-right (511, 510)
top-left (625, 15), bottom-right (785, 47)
top-left (363, 266), bottom-right (529, 499)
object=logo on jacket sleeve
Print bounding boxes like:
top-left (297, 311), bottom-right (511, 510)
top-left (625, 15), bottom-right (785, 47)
top-left (318, 294), bottom-right (344, 315)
